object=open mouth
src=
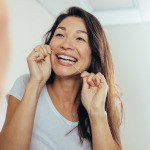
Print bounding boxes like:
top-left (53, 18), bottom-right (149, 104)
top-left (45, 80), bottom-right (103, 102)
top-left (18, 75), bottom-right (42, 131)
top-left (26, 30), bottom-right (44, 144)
top-left (56, 54), bottom-right (78, 65)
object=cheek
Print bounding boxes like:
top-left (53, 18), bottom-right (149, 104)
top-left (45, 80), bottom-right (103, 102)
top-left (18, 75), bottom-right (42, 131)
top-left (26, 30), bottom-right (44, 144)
top-left (49, 37), bottom-right (62, 49)
top-left (49, 39), bottom-right (56, 50)
top-left (81, 47), bottom-right (91, 60)
top-left (80, 47), bottom-right (92, 67)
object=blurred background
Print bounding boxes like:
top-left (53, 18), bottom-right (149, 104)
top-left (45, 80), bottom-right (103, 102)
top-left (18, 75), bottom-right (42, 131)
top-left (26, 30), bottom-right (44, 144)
top-left (0, 0), bottom-right (150, 149)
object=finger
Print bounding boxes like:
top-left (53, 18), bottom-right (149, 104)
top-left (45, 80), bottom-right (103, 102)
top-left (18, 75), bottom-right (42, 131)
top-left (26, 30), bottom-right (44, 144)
top-left (95, 73), bottom-right (108, 89)
top-left (40, 45), bottom-right (52, 64)
top-left (39, 45), bottom-right (48, 57)
top-left (96, 72), bottom-right (104, 78)
top-left (92, 72), bottom-right (104, 85)
top-left (45, 44), bottom-right (52, 54)
top-left (38, 51), bottom-right (44, 59)
top-left (82, 77), bottom-right (89, 89)
top-left (81, 71), bottom-right (90, 78)
top-left (44, 52), bottom-right (51, 64)
top-left (32, 51), bottom-right (41, 60)
top-left (35, 57), bottom-right (43, 62)
top-left (93, 75), bottom-right (99, 86)
top-left (32, 45), bottom-right (41, 53)
top-left (93, 75), bottom-right (100, 86)
top-left (87, 73), bottom-right (95, 86)
top-left (28, 46), bottom-right (45, 63)
top-left (41, 45), bottom-right (52, 55)
top-left (35, 54), bottom-right (44, 62)
top-left (95, 72), bottom-right (103, 78)
top-left (32, 45), bottom-right (50, 56)
top-left (33, 50), bottom-right (43, 58)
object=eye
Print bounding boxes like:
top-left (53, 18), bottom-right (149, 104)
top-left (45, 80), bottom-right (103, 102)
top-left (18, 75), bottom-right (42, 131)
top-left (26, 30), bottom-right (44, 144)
top-left (55, 33), bottom-right (64, 37)
top-left (77, 37), bottom-right (86, 42)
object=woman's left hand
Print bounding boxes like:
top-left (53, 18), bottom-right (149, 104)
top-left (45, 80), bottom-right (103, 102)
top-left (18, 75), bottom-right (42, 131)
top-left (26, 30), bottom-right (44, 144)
top-left (81, 71), bottom-right (108, 116)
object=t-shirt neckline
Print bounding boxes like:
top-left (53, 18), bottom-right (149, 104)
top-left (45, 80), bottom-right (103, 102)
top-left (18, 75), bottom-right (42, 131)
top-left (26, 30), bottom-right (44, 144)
top-left (44, 85), bottom-right (79, 126)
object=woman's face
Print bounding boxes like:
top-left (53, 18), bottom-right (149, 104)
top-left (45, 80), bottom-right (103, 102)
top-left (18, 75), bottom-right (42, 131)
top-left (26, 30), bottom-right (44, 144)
top-left (50, 16), bottom-right (92, 77)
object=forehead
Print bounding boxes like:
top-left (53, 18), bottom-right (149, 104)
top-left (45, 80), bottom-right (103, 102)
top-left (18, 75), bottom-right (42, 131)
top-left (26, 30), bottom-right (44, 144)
top-left (58, 16), bottom-right (87, 31)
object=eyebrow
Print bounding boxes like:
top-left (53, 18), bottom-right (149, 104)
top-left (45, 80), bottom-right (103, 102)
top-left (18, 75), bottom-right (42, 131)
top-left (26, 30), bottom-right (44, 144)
top-left (76, 30), bottom-right (88, 35)
top-left (57, 26), bottom-right (66, 30)
top-left (56, 26), bottom-right (88, 35)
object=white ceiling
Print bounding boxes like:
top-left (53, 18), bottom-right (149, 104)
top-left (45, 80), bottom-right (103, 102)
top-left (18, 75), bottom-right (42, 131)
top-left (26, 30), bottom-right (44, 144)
top-left (86, 0), bottom-right (135, 10)
top-left (36, 0), bottom-right (150, 26)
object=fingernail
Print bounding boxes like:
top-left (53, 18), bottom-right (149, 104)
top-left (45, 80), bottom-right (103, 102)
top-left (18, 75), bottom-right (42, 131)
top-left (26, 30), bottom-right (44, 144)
top-left (81, 73), bottom-right (85, 77)
top-left (48, 50), bottom-right (51, 54)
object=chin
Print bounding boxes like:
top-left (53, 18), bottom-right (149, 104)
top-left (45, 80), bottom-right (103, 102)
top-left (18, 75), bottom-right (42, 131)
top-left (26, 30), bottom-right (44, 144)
top-left (53, 67), bottom-right (80, 78)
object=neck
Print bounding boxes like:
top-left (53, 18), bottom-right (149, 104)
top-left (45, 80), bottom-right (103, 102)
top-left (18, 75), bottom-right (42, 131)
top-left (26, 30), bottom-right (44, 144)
top-left (48, 75), bottom-right (82, 107)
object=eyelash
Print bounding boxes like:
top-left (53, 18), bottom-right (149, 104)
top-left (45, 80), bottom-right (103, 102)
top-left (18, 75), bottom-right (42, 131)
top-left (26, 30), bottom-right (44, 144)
top-left (77, 37), bottom-right (86, 42)
top-left (55, 33), bottom-right (64, 37)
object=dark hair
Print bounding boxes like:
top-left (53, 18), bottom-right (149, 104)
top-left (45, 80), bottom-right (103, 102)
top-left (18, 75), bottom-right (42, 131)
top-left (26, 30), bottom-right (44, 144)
top-left (44, 6), bottom-right (123, 149)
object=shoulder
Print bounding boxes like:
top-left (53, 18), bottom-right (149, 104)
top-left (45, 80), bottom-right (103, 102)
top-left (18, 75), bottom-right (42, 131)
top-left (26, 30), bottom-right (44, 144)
top-left (114, 98), bottom-right (123, 112)
top-left (12, 74), bottom-right (30, 90)
top-left (6, 74), bottom-right (30, 101)
top-left (13, 73), bottom-right (30, 93)
top-left (114, 98), bottom-right (123, 122)
top-left (114, 99), bottom-right (122, 107)
top-left (15, 74), bottom-right (30, 85)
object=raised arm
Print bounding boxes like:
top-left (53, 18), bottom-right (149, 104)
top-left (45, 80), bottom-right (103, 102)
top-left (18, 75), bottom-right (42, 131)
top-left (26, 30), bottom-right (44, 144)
top-left (81, 71), bottom-right (121, 150)
top-left (0, 81), bottom-right (43, 150)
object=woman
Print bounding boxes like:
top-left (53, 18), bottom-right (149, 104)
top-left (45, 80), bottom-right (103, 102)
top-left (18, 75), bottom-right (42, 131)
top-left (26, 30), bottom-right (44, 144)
top-left (0, 7), bottom-right (123, 150)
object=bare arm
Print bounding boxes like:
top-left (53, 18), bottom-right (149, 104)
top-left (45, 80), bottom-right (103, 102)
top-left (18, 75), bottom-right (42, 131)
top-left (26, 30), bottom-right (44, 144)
top-left (81, 71), bottom-right (121, 150)
top-left (0, 81), bottom-right (42, 150)
top-left (89, 111), bottom-right (120, 150)
top-left (0, 44), bottom-right (52, 150)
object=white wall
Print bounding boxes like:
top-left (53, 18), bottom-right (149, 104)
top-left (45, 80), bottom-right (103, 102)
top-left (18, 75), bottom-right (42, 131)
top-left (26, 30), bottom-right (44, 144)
top-left (5, 0), bottom-right (54, 88)
top-left (104, 23), bottom-right (150, 150)
top-left (0, 1), bottom-right (150, 150)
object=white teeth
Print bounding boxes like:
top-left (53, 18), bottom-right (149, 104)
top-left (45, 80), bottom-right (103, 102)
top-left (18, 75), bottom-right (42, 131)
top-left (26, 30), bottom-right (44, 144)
top-left (59, 59), bottom-right (75, 64)
top-left (57, 55), bottom-right (77, 62)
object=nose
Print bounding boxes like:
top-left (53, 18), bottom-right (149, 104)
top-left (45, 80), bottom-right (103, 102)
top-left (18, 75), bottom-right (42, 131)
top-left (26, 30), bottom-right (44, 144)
top-left (60, 37), bottom-right (74, 50)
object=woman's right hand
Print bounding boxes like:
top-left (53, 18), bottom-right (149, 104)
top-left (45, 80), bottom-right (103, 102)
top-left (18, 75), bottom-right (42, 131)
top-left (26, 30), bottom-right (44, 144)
top-left (27, 44), bottom-right (52, 85)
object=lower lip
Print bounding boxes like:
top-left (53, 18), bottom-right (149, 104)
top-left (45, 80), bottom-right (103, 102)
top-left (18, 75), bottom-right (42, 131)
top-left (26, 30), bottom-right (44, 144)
top-left (56, 56), bottom-right (76, 67)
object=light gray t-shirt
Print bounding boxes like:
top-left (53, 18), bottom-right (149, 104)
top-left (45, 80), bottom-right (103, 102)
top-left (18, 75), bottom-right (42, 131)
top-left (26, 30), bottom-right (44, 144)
top-left (7, 74), bottom-right (92, 150)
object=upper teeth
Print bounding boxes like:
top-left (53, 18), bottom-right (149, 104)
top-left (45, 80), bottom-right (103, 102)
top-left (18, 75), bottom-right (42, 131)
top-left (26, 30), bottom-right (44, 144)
top-left (57, 55), bottom-right (77, 62)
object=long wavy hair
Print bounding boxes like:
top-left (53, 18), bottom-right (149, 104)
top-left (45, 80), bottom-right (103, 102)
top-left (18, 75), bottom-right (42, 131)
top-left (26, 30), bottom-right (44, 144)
top-left (44, 7), bottom-right (123, 149)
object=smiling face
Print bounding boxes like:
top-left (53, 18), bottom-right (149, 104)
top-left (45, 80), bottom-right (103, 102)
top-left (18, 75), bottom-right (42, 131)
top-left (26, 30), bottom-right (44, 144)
top-left (50, 16), bottom-right (92, 77)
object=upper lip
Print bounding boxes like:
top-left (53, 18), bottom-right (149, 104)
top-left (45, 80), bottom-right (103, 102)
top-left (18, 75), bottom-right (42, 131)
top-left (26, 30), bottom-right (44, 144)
top-left (55, 52), bottom-right (78, 61)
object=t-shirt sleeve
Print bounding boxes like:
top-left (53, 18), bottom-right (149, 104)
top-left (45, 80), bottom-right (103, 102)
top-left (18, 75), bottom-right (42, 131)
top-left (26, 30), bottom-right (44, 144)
top-left (114, 98), bottom-right (122, 121)
top-left (115, 98), bottom-right (121, 108)
top-left (6, 74), bottom-right (30, 102)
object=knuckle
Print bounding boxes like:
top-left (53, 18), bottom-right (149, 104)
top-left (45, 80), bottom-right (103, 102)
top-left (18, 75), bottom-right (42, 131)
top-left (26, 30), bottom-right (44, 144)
top-left (97, 72), bottom-right (102, 76)
top-left (87, 78), bottom-right (91, 83)
top-left (35, 45), bottom-right (40, 49)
